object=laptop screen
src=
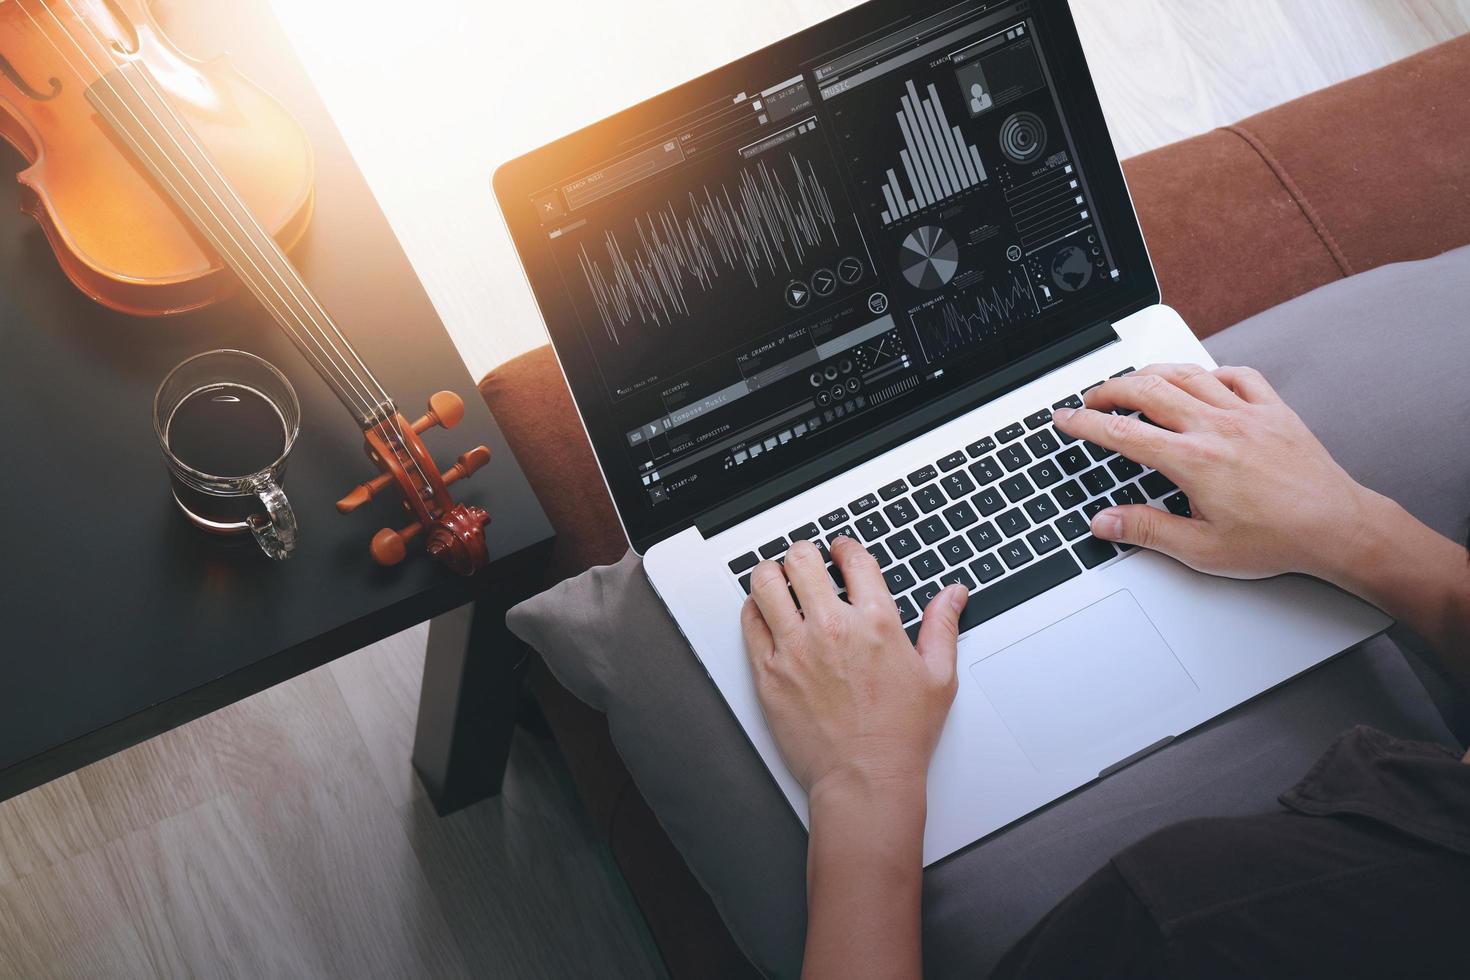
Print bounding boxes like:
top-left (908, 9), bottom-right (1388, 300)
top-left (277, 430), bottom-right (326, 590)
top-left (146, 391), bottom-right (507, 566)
top-left (495, 0), bottom-right (1157, 552)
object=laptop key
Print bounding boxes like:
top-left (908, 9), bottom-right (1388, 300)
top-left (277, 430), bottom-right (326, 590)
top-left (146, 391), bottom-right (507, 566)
top-left (1052, 480), bottom-right (1086, 510)
top-left (1111, 366), bottom-right (1137, 378)
top-left (1052, 394), bottom-right (1084, 410)
top-left (879, 479), bottom-right (909, 501)
top-left (973, 488), bottom-right (1005, 516)
top-left (938, 451), bottom-right (968, 472)
top-left (914, 485), bottom-right (947, 513)
top-left (916, 516), bottom-right (949, 545)
top-left (739, 572), bottom-right (753, 594)
top-left (999, 539), bottom-right (1035, 569)
top-left (884, 565), bottom-right (918, 595)
top-left (1026, 525), bottom-right (1063, 555)
top-left (886, 528), bottom-right (921, 559)
top-left (967, 521), bottom-right (1002, 551)
top-left (966, 436), bottom-right (997, 458)
top-left (941, 567), bottom-right (977, 591)
top-left (941, 471), bottom-right (976, 500)
top-left (789, 523), bottom-right (820, 542)
top-left (1057, 511), bottom-right (1091, 541)
top-left (970, 552), bottom-right (1004, 583)
top-left (867, 542), bottom-right (893, 568)
top-left (895, 595), bottom-right (920, 624)
top-left (827, 527), bottom-right (860, 553)
top-left (1025, 429), bottom-right (1060, 458)
top-left (1074, 536), bottom-right (1116, 569)
top-left (998, 444), bottom-right (1032, 471)
top-left (855, 513), bottom-right (891, 541)
top-left (1140, 470), bottom-right (1178, 499)
top-left (1024, 495), bottom-right (1060, 523)
top-left (884, 497), bottom-right (919, 526)
top-left (942, 500), bottom-right (979, 531)
top-left (828, 564), bottom-right (846, 589)
top-left (996, 508), bottom-right (1031, 538)
top-left (968, 456), bottom-right (1004, 485)
top-left (1000, 474), bottom-right (1034, 503)
top-left (850, 493), bottom-right (880, 515)
top-left (954, 551), bottom-right (1085, 632)
top-left (758, 537), bottom-right (788, 560)
top-left (1084, 440), bottom-right (1115, 462)
top-left (908, 464), bottom-right (939, 487)
top-left (728, 552), bottom-right (759, 574)
top-left (1057, 446), bottom-right (1090, 474)
top-left (912, 580), bottom-right (944, 611)
top-left (911, 550), bottom-right (945, 580)
top-left (1112, 483), bottom-right (1147, 507)
top-left (819, 508), bottom-right (849, 530)
top-left (938, 535), bottom-right (975, 567)
top-left (1080, 466), bottom-right (1116, 496)
top-left (1108, 456), bottom-right (1145, 482)
top-left (1082, 498), bottom-right (1109, 520)
top-left (1164, 491), bottom-right (1193, 517)
top-left (1028, 459), bottom-right (1063, 489)
top-left (996, 422), bottom-right (1026, 444)
top-left (1023, 408), bottom-right (1054, 430)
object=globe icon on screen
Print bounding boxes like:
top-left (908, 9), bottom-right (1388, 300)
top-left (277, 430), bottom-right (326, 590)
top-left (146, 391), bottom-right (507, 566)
top-left (1050, 245), bottom-right (1093, 292)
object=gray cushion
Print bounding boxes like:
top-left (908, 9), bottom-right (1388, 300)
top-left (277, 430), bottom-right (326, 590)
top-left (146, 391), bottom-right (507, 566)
top-left (508, 244), bottom-right (1470, 980)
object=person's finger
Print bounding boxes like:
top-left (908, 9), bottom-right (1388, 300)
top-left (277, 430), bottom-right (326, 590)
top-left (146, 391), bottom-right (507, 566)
top-left (1134, 363), bottom-right (1245, 409)
top-left (1091, 505), bottom-right (1214, 564)
top-left (1051, 406), bottom-right (1185, 471)
top-left (740, 597), bottom-right (775, 669)
top-left (1079, 373), bottom-right (1218, 432)
top-left (830, 534), bottom-right (889, 608)
top-left (782, 540), bottom-right (840, 614)
top-left (1212, 366), bottom-right (1283, 405)
top-left (915, 585), bottom-right (967, 678)
top-left (749, 560), bottom-right (802, 638)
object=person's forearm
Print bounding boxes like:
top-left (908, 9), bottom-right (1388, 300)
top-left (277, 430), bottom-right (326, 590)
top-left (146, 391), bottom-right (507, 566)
top-left (803, 770), bottom-right (927, 980)
top-left (1326, 489), bottom-right (1470, 688)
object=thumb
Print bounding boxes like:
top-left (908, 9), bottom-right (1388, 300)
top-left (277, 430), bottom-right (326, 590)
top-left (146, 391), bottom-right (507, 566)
top-left (1092, 505), bottom-right (1206, 561)
top-left (915, 585), bottom-right (967, 676)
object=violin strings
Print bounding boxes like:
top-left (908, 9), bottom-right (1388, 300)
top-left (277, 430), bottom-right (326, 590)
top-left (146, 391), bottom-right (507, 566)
top-left (20, 0), bottom-right (441, 508)
top-left (13, 0), bottom-right (376, 421)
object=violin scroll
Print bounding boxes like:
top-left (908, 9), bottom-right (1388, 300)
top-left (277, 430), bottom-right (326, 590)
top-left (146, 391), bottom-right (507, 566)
top-left (341, 390), bottom-right (492, 574)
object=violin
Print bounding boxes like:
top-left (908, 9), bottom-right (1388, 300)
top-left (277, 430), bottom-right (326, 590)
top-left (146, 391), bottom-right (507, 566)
top-left (0, 0), bottom-right (491, 573)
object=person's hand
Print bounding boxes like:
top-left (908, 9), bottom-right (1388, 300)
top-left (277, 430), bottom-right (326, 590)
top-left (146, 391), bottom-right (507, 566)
top-left (740, 536), bottom-right (968, 801)
top-left (1052, 363), bottom-right (1380, 581)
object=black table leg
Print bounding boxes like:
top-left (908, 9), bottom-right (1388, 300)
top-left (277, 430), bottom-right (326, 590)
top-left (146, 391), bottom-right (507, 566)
top-left (412, 540), bottom-right (553, 815)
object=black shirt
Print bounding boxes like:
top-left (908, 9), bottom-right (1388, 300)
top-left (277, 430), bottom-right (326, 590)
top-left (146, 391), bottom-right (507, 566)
top-left (991, 726), bottom-right (1470, 979)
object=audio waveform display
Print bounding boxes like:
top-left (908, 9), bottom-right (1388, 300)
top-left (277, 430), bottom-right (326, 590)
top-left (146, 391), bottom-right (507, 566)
top-left (577, 153), bottom-right (842, 345)
top-left (912, 273), bottom-right (1039, 360)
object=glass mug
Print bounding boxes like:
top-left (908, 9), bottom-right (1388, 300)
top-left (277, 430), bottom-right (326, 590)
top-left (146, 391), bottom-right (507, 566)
top-left (153, 350), bottom-right (300, 559)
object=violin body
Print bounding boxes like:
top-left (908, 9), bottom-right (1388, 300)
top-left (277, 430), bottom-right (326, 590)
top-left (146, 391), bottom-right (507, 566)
top-left (0, 0), bottom-right (312, 316)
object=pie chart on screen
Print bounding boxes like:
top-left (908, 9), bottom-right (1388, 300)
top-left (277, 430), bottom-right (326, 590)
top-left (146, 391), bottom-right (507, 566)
top-left (899, 225), bottom-right (959, 290)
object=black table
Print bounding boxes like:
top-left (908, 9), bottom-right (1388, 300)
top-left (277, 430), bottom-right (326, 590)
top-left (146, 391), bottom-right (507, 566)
top-left (0, 0), bottom-right (554, 815)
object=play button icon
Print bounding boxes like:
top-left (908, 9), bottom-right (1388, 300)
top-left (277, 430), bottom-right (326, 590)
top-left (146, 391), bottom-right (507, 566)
top-left (786, 280), bottom-right (811, 309)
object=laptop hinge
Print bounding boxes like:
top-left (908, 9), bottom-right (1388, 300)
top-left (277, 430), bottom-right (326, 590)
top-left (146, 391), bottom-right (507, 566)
top-left (694, 320), bottom-right (1120, 541)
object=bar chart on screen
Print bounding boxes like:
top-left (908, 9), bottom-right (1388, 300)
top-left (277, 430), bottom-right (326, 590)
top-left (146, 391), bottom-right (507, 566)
top-left (879, 79), bottom-right (988, 225)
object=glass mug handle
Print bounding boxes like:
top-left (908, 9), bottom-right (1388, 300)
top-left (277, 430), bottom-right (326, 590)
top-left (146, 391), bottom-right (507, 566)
top-left (246, 475), bottom-right (297, 560)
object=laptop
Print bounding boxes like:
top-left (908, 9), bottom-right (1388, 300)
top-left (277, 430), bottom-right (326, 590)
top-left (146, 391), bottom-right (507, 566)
top-left (493, 0), bottom-right (1388, 864)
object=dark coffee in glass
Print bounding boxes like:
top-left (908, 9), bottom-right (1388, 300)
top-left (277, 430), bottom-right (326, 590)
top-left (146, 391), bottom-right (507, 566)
top-left (154, 350), bottom-right (300, 559)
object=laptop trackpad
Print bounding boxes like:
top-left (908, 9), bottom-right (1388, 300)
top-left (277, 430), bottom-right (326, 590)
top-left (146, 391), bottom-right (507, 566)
top-left (969, 590), bottom-right (1198, 773)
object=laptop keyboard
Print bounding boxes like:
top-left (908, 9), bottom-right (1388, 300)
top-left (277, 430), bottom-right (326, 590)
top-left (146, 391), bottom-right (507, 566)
top-left (725, 368), bottom-right (1193, 642)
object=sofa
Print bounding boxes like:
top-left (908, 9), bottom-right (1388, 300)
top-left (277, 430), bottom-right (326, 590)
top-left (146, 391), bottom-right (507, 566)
top-left (479, 36), bottom-right (1470, 979)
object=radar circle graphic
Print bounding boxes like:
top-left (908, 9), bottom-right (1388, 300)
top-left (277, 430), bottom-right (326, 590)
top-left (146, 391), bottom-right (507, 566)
top-left (1050, 245), bottom-right (1093, 292)
top-left (999, 111), bottom-right (1047, 164)
top-left (899, 226), bottom-right (959, 290)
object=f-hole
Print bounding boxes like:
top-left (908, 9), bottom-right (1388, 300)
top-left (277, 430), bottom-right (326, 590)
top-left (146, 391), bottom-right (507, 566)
top-left (98, 0), bottom-right (141, 56)
top-left (0, 52), bottom-right (61, 101)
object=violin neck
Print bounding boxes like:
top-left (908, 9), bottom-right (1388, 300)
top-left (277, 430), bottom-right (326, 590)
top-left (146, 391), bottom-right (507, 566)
top-left (85, 62), bottom-right (394, 431)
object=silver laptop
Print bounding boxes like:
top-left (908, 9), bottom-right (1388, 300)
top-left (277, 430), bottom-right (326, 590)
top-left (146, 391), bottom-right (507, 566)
top-left (493, 0), bottom-right (1387, 864)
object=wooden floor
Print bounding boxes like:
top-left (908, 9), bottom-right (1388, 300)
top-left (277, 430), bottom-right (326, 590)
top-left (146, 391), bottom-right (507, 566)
top-left (5, 3), bottom-right (1468, 978)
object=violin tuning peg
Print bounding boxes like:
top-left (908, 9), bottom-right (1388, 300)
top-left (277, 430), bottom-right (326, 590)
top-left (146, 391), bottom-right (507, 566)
top-left (371, 521), bottom-right (422, 566)
top-left (411, 391), bottom-right (465, 434)
top-left (337, 470), bottom-right (395, 514)
top-left (443, 445), bottom-right (491, 485)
